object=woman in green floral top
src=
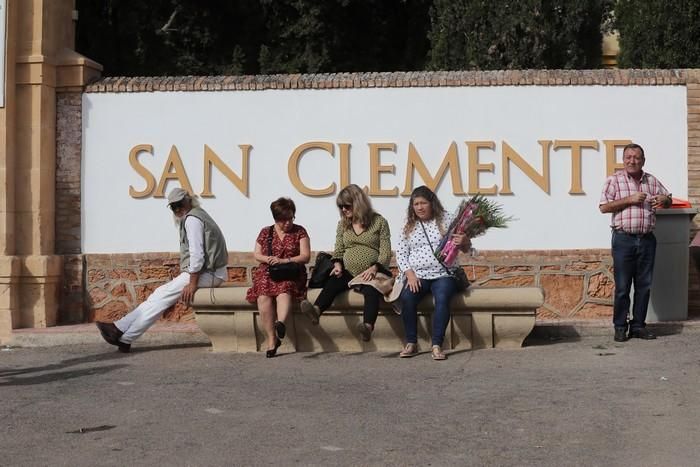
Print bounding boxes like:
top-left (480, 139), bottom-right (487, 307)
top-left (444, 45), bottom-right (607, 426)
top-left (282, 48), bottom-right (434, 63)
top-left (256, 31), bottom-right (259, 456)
top-left (301, 184), bottom-right (391, 341)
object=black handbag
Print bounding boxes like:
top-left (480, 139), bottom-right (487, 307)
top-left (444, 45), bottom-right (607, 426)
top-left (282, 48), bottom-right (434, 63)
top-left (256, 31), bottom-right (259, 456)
top-left (308, 252), bottom-right (334, 288)
top-left (267, 226), bottom-right (304, 282)
top-left (450, 266), bottom-right (470, 292)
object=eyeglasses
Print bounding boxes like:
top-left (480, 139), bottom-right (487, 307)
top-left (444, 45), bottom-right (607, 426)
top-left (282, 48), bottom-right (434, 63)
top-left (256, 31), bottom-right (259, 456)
top-left (276, 216), bottom-right (295, 223)
top-left (169, 201), bottom-right (184, 212)
top-left (337, 203), bottom-right (352, 210)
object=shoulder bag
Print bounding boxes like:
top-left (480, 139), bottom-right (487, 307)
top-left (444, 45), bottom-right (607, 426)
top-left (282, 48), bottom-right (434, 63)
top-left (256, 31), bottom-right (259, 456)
top-left (308, 252), bottom-right (334, 288)
top-left (419, 221), bottom-right (470, 291)
top-left (267, 226), bottom-right (304, 282)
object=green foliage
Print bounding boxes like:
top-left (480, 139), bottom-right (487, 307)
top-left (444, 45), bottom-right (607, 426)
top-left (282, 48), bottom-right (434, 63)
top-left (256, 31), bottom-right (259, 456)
top-left (76, 0), bottom-right (431, 76)
top-left (76, 0), bottom-right (267, 76)
top-left (615, 0), bottom-right (700, 68)
top-left (77, 0), bottom-right (623, 76)
top-left (257, 0), bottom-right (432, 74)
top-left (428, 0), bottom-right (613, 70)
top-left (257, 0), bottom-right (331, 74)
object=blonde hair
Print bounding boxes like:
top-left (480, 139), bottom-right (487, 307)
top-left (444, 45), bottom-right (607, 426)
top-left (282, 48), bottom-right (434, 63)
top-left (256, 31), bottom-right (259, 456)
top-left (336, 184), bottom-right (375, 229)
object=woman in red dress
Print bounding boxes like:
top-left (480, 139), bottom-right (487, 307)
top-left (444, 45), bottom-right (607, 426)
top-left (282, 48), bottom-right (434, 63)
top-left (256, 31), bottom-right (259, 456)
top-left (246, 198), bottom-right (310, 357)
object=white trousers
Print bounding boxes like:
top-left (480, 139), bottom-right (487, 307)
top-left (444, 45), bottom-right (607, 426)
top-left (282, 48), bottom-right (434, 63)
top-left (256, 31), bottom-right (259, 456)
top-left (114, 272), bottom-right (223, 344)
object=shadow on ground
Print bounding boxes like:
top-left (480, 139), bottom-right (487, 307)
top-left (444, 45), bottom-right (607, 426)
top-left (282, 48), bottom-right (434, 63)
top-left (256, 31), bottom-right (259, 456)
top-left (524, 326), bottom-right (582, 346)
top-left (0, 364), bottom-right (128, 386)
top-left (122, 342), bottom-right (211, 353)
top-left (0, 351), bottom-right (129, 378)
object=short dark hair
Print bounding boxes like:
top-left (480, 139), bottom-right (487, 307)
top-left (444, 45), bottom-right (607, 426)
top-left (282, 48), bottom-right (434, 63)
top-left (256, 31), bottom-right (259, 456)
top-left (270, 197), bottom-right (296, 221)
top-left (623, 143), bottom-right (645, 158)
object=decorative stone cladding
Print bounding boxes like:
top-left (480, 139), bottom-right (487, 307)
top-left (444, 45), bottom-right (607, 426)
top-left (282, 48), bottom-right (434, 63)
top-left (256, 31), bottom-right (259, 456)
top-left (85, 250), bottom-right (614, 324)
top-left (86, 253), bottom-right (248, 323)
top-left (52, 69), bottom-right (700, 323)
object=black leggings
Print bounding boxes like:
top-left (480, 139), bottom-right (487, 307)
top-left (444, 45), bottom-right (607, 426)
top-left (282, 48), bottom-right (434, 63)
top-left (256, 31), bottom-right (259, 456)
top-left (314, 270), bottom-right (382, 326)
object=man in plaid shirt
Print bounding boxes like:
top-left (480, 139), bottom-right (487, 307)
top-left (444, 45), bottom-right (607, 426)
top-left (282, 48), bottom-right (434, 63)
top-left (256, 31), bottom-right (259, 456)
top-left (599, 143), bottom-right (672, 342)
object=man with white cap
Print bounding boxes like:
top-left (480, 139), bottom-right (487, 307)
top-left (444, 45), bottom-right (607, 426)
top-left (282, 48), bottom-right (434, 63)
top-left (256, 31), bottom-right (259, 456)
top-left (96, 188), bottom-right (228, 352)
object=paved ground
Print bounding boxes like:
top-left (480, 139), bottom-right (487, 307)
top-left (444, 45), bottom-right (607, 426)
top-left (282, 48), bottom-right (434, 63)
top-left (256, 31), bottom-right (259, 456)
top-left (2, 333), bottom-right (700, 467)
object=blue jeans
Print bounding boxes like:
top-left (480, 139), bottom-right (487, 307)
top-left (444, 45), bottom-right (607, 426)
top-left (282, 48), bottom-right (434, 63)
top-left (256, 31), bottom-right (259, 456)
top-left (611, 230), bottom-right (656, 330)
top-left (399, 276), bottom-right (458, 346)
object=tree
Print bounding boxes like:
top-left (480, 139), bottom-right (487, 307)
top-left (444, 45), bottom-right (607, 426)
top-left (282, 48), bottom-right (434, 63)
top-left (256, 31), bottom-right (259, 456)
top-left (76, 0), bottom-right (268, 76)
top-left (615, 0), bottom-right (700, 68)
top-left (75, 0), bottom-right (431, 76)
top-left (428, 0), bottom-right (613, 70)
top-left (257, 0), bottom-right (431, 74)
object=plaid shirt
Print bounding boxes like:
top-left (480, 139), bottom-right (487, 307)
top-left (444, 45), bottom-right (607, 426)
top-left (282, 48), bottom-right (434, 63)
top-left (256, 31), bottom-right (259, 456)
top-left (599, 169), bottom-right (669, 234)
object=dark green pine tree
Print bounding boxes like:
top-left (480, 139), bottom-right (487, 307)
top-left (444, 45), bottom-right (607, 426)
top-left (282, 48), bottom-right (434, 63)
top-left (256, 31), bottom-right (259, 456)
top-left (75, 0), bottom-right (431, 76)
top-left (615, 0), bottom-right (700, 68)
top-left (427, 0), bottom-right (614, 70)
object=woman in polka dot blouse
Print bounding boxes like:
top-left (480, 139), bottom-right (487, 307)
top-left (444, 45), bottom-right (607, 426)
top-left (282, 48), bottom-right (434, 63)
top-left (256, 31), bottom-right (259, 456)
top-left (396, 186), bottom-right (471, 360)
top-left (300, 184), bottom-right (391, 342)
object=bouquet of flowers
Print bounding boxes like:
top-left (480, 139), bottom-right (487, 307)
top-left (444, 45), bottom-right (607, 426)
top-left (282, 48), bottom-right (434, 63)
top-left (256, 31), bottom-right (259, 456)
top-left (435, 195), bottom-right (512, 267)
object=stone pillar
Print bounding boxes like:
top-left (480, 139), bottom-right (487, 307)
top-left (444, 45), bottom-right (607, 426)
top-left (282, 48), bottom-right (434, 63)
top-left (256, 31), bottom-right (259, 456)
top-left (0, 0), bottom-right (101, 343)
top-left (602, 32), bottom-right (619, 69)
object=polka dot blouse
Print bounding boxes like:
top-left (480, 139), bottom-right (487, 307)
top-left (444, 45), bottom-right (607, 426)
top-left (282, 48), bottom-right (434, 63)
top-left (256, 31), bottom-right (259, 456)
top-left (396, 211), bottom-right (455, 280)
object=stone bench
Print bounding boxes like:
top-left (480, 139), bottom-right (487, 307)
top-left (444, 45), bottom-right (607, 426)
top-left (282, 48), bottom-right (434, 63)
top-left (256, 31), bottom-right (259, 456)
top-left (192, 286), bottom-right (544, 353)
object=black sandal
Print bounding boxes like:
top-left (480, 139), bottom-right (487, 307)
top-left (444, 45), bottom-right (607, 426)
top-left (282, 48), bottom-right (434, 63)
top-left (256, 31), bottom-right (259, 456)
top-left (266, 337), bottom-right (282, 358)
top-left (274, 321), bottom-right (286, 340)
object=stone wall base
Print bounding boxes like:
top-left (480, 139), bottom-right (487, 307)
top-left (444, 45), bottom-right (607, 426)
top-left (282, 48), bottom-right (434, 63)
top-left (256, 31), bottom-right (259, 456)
top-left (77, 250), bottom-right (619, 324)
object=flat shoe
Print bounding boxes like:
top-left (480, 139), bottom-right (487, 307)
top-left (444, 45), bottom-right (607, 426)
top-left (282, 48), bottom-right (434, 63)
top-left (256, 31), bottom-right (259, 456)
top-left (96, 321), bottom-right (123, 346)
top-left (431, 345), bottom-right (446, 361)
top-left (357, 322), bottom-right (373, 342)
top-left (629, 328), bottom-right (656, 340)
top-left (399, 343), bottom-right (418, 358)
top-left (300, 300), bottom-right (320, 325)
top-left (274, 321), bottom-right (286, 340)
top-left (614, 328), bottom-right (628, 342)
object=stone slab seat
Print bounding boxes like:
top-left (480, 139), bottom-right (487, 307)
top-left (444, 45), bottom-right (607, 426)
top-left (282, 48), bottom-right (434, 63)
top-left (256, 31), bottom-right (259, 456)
top-left (192, 286), bottom-right (544, 353)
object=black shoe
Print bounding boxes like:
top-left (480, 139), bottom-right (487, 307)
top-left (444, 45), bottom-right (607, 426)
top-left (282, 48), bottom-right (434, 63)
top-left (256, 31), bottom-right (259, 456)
top-left (266, 338), bottom-right (282, 358)
top-left (274, 321), bottom-right (286, 340)
top-left (629, 328), bottom-right (656, 340)
top-left (96, 321), bottom-right (124, 346)
top-left (357, 322), bottom-right (373, 342)
top-left (117, 342), bottom-right (131, 353)
top-left (614, 328), bottom-right (629, 342)
top-left (300, 300), bottom-right (320, 325)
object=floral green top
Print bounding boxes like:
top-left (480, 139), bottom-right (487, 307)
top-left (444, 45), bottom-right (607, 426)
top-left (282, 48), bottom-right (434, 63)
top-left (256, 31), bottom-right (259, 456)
top-left (333, 213), bottom-right (392, 277)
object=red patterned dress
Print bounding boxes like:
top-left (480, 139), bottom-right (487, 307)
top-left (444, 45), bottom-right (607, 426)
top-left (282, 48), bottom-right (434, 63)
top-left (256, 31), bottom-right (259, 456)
top-left (246, 224), bottom-right (309, 303)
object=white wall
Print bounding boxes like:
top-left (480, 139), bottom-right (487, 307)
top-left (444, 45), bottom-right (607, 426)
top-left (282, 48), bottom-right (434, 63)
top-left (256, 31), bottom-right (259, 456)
top-left (82, 85), bottom-right (687, 253)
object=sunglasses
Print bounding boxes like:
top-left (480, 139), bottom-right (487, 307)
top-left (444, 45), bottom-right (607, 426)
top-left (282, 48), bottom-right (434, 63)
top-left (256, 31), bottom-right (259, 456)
top-left (337, 203), bottom-right (352, 210)
top-left (169, 201), bottom-right (184, 212)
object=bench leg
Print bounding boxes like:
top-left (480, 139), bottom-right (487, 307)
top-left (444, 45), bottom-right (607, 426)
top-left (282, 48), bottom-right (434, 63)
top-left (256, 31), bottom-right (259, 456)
top-left (471, 312), bottom-right (494, 349)
top-left (450, 314), bottom-right (473, 350)
top-left (195, 310), bottom-right (258, 353)
top-left (195, 311), bottom-right (238, 352)
top-left (492, 313), bottom-right (535, 349)
top-left (234, 312), bottom-right (257, 352)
